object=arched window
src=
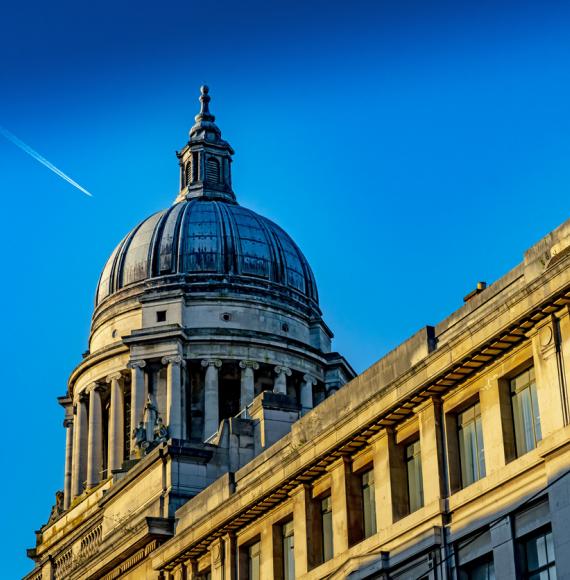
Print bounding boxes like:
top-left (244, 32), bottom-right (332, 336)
top-left (206, 157), bottom-right (221, 183)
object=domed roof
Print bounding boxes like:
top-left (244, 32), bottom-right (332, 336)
top-left (95, 198), bottom-right (319, 313)
top-left (95, 87), bottom-right (319, 317)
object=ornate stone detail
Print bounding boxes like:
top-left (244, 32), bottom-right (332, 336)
top-left (127, 360), bottom-right (146, 370)
top-left (274, 365), bottom-right (292, 376)
top-left (201, 359), bottom-right (222, 368)
top-left (63, 417), bottom-right (74, 429)
top-left (239, 360), bottom-right (260, 370)
top-left (162, 355), bottom-right (186, 367)
top-left (133, 396), bottom-right (169, 456)
top-left (303, 374), bottom-right (318, 385)
top-left (105, 372), bottom-right (123, 383)
top-left (47, 490), bottom-right (64, 524)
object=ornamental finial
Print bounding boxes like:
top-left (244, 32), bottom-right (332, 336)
top-left (195, 85), bottom-right (215, 123)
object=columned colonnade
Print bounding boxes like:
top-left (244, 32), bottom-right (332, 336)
top-left (63, 357), bottom-right (319, 509)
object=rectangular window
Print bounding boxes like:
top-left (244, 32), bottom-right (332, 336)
top-left (282, 521), bottom-right (295, 580)
top-left (518, 529), bottom-right (556, 579)
top-left (511, 367), bottom-right (542, 456)
top-left (458, 402), bottom-right (486, 487)
top-left (459, 555), bottom-right (495, 580)
top-left (361, 469), bottom-right (377, 538)
top-left (406, 440), bottom-right (424, 513)
top-left (320, 495), bottom-right (333, 562)
top-left (248, 541), bottom-right (260, 580)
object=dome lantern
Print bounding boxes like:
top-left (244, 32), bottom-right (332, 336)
top-left (175, 86), bottom-right (236, 204)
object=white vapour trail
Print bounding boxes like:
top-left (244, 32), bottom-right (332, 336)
top-left (0, 125), bottom-right (93, 197)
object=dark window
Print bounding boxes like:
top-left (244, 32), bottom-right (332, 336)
top-left (406, 440), bottom-right (424, 513)
top-left (458, 402), bottom-right (486, 487)
top-left (459, 555), bottom-right (495, 580)
top-left (518, 529), bottom-right (556, 579)
top-left (282, 521), bottom-right (295, 580)
top-left (321, 496), bottom-right (333, 562)
top-left (185, 160), bottom-right (192, 186)
top-left (511, 367), bottom-right (542, 456)
top-left (361, 469), bottom-right (377, 538)
top-left (156, 310), bottom-right (167, 322)
top-left (248, 541), bottom-right (260, 580)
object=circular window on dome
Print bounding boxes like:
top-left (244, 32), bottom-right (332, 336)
top-left (221, 312), bottom-right (232, 322)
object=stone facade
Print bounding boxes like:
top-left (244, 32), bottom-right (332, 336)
top-left (26, 89), bottom-right (570, 579)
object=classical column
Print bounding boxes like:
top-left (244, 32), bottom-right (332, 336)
top-left (71, 393), bottom-right (88, 499)
top-left (273, 365), bottom-right (292, 395)
top-left (127, 360), bottom-right (146, 457)
top-left (301, 374), bottom-right (317, 414)
top-left (202, 359), bottom-right (222, 439)
top-left (63, 417), bottom-right (74, 510)
top-left (86, 384), bottom-right (104, 489)
top-left (162, 355), bottom-right (185, 440)
top-left (239, 360), bottom-right (259, 411)
top-left (106, 373), bottom-right (124, 473)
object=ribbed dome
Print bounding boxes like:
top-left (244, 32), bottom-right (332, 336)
top-left (96, 199), bottom-right (319, 313)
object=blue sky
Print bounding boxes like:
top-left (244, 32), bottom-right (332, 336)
top-left (2, 0), bottom-right (570, 575)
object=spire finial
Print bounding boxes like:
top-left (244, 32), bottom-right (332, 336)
top-left (195, 85), bottom-right (215, 123)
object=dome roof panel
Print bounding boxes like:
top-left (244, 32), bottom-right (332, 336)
top-left (95, 199), bottom-right (319, 316)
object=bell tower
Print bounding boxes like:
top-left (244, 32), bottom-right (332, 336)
top-left (175, 86), bottom-right (236, 203)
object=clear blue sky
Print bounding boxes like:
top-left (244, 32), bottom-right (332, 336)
top-left (2, 0), bottom-right (570, 575)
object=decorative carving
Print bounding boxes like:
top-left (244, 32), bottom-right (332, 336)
top-left (127, 360), bottom-right (146, 370)
top-left (274, 365), bottom-right (292, 376)
top-left (201, 359), bottom-right (222, 368)
top-left (133, 396), bottom-right (169, 456)
top-left (239, 360), bottom-right (260, 370)
top-left (47, 490), bottom-right (64, 524)
top-left (303, 374), bottom-right (318, 385)
top-left (105, 372), bottom-right (123, 383)
top-left (63, 418), bottom-right (74, 429)
top-left (162, 355), bottom-right (185, 367)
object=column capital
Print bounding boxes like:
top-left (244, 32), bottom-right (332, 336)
top-left (162, 355), bottom-right (186, 367)
top-left (74, 391), bottom-right (89, 405)
top-left (274, 365), bottom-right (292, 376)
top-left (63, 418), bottom-right (74, 429)
top-left (303, 373), bottom-right (317, 385)
top-left (239, 360), bottom-right (259, 370)
top-left (127, 359), bottom-right (146, 370)
top-left (201, 358), bottom-right (222, 368)
top-left (87, 382), bottom-right (106, 394)
top-left (105, 372), bottom-right (124, 383)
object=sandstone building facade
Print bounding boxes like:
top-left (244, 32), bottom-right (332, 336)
top-left (26, 88), bottom-right (570, 580)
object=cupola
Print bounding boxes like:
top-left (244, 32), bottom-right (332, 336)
top-left (175, 85), bottom-right (236, 203)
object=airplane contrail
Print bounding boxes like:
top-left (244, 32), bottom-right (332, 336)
top-left (0, 125), bottom-right (93, 197)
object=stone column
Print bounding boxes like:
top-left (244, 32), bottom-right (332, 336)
top-left (71, 393), bottom-right (88, 499)
top-left (202, 359), bottom-right (222, 439)
top-left (128, 360), bottom-right (146, 457)
top-left (273, 365), bottom-right (292, 395)
top-left (490, 516), bottom-right (517, 578)
top-left (239, 360), bottom-right (259, 412)
top-left (63, 418), bottom-right (74, 510)
top-left (86, 384), bottom-right (104, 489)
top-left (209, 537), bottom-right (224, 580)
top-left (162, 355), bottom-right (185, 440)
top-left (291, 484), bottom-right (320, 575)
top-left (301, 374), bottom-right (317, 414)
top-left (106, 373), bottom-right (124, 473)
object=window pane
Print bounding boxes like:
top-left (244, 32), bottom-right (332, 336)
top-left (511, 367), bottom-right (541, 457)
top-left (282, 522), bottom-right (295, 580)
top-left (249, 542), bottom-right (260, 580)
top-left (459, 403), bottom-right (486, 487)
top-left (362, 469), bottom-right (377, 537)
top-left (321, 496), bottom-right (333, 562)
top-left (520, 530), bottom-right (556, 579)
top-left (406, 441), bottom-right (424, 513)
